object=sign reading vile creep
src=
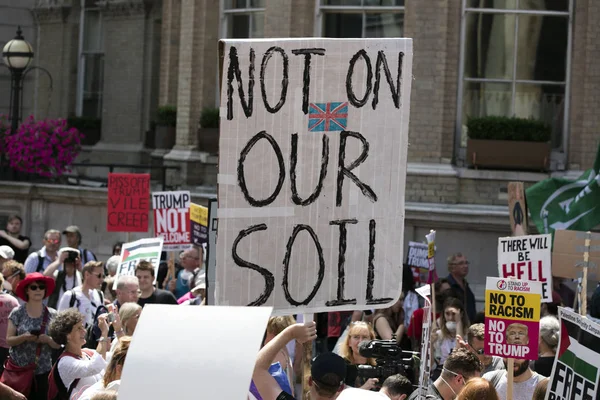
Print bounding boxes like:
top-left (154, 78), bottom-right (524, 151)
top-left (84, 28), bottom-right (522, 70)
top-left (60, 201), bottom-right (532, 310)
top-left (485, 277), bottom-right (542, 360)
top-left (498, 234), bottom-right (553, 302)
top-left (216, 38), bottom-right (413, 314)
top-left (152, 191), bottom-right (191, 251)
top-left (107, 173), bottom-right (150, 232)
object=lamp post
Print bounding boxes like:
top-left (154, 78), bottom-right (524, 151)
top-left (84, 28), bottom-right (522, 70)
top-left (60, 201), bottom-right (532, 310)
top-left (2, 26), bottom-right (34, 134)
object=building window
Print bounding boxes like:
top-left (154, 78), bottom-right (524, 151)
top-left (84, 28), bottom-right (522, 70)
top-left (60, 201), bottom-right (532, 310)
top-left (459, 0), bottom-right (572, 152)
top-left (76, 0), bottom-right (104, 119)
top-left (319, 0), bottom-right (404, 38)
top-left (222, 0), bottom-right (265, 38)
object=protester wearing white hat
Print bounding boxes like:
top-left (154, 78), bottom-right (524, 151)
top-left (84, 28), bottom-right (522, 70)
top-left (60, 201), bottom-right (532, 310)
top-left (0, 245), bottom-right (15, 270)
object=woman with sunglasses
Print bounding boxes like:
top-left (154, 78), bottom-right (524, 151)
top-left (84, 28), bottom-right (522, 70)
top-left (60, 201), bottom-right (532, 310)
top-left (5, 273), bottom-right (60, 399)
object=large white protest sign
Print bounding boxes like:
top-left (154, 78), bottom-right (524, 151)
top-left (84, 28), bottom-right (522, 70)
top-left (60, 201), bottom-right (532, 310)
top-left (498, 234), bottom-right (553, 302)
top-left (216, 38), bottom-right (412, 314)
top-left (113, 237), bottom-right (163, 288)
top-left (118, 305), bottom-right (272, 400)
top-left (546, 308), bottom-right (600, 400)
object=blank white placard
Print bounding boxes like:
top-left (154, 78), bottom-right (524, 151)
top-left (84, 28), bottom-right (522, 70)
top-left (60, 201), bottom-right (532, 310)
top-left (118, 305), bottom-right (273, 400)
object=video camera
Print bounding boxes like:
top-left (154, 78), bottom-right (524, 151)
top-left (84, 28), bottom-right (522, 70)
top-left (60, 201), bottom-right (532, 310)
top-left (61, 247), bottom-right (80, 263)
top-left (355, 338), bottom-right (419, 385)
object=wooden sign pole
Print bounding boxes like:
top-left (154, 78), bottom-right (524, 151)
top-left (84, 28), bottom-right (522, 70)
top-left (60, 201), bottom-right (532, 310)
top-left (302, 313), bottom-right (314, 400)
top-left (581, 232), bottom-right (591, 316)
top-left (505, 182), bottom-right (528, 400)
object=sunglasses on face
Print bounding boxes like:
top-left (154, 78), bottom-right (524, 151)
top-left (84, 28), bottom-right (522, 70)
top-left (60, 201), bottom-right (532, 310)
top-left (46, 239), bottom-right (60, 244)
top-left (92, 273), bottom-right (104, 279)
top-left (28, 284), bottom-right (46, 291)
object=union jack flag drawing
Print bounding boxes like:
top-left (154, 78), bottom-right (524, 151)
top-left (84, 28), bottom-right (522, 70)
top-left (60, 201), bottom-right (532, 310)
top-left (308, 102), bottom-right (348, 132)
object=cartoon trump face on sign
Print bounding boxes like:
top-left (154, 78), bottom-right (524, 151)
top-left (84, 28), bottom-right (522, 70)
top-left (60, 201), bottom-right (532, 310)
top-left (506, 323), bottom-right (529, 345)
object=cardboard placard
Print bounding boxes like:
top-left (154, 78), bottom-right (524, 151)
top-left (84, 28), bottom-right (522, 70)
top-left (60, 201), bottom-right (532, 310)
top-left (498, 234), bottom-right (553, 302)
top-left (552, 230), bottom-right (600, 281)
top-left (190, 203), bottom-right (209, 246)
top-left (216, 38), bottom-right (412, 314)
top-left (152, 191), bottom-right (192, 251)
top-left (484, 277), bottom-right (542, 360)
top-left (118, 305), bottom-right (272, 400)
top-left (407, 241), bottom-right (428, 283)
top-left (106, 173), bottom-right (150, 232)
top-left (206, 199), bottom-right (218, 306)
top-left (545, 308), bottom-right (600, 400)
top-left (113, 237), bottom-right (163, 288)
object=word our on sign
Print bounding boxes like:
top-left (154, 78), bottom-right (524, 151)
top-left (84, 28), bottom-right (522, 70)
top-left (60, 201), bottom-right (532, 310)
top-left (107, 173), bottom-right (150, 232)
top-left (498, 234), bottom-right (552, 303)
top-left (484, 277), bottom-right (542, 360)
top-left (547, 308), bottom-right (600, 400)
top-left (113, 237), bottom-right (163, 288)
top-left (216, 38), bottom-right (413, 315)
top-left (152, 191), bottom-right (191, 251)
top-left (190, 203), bottom-right (209, 246)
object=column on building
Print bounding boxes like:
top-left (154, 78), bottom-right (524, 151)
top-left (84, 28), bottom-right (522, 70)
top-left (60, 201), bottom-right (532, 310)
top-left (264, 0), bottom-right (314, 37)
top-left (163, 0), bottom-right (219, 186)
top-left (92, 0), bottom-right (156, 165)
top-left (159, 0), bottom-right (180, 106)
top-left (404, 0), bottom-right (457, 163)
top-left (32, 1), bottom-right (78, 120)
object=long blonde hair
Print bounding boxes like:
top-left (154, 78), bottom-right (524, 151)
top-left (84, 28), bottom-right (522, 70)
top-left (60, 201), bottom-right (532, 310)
top-left (119, 303), bottom-right (142, 335)
top-left (339, 322), bottom-right (376, 366)
top-left (103, 336), bottom-right (131, 387)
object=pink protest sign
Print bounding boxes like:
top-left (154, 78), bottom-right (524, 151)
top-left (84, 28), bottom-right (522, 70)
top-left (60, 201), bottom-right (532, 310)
top-left (484, 277), bottom-right (542, 360)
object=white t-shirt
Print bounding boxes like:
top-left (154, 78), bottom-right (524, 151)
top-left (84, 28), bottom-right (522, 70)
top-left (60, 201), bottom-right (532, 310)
top-left (483, 369), bottom-right (542, 400)
top-left (58, 350), bottom-right (107, 400)
top-left (78, 379), bottom-right (120, 400)
top-left (57, 286), bottom-right (102, 327)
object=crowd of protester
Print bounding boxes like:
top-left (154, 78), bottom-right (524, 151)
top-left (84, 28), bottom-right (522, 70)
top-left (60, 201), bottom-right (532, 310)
top-left (0, 214), bottom-right (589, 399)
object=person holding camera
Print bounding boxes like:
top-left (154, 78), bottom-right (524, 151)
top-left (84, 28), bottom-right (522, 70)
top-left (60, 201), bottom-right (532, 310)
top-left (63, 226), bottom-right (97, 265)
top-left (339, 321), bottom-right (379, 390)
top-left (253, 321), bottom-right (347, 400)
top-left (5, 273), bottom-right (60, 399)
top-left (46, 248), bottom-right (83, 309)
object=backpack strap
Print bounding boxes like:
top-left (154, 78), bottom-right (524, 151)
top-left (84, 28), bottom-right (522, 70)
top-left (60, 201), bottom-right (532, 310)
top-left (490, 370), bottom-right (505, 388)
top-left (36, 251), bottom-right (44, 273)
top-left (69, 290), bottom-right (79, 308)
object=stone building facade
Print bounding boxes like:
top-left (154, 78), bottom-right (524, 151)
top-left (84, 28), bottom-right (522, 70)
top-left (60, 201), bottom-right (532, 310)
top-left (4, 0), bottom-right (599, 301)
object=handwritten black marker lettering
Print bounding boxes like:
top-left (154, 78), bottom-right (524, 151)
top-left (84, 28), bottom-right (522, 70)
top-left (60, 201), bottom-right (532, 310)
top-left (336, 130), bottom-right (377, 207)
top-left (226, 46), bottom-right (255, 120)
top-left (291, 48), bottom-right (326, 114)
top-left (282, 224), bottom-right (325, 306)
top-left (326, 219), bottom-right (358, 307)
top-left (372, 50), bottom-right (403, 110)
top-left (346, 49), bottom-right (373, 108)
top-left (366, 219), bottom-right (392, 305)
top-left (232, 224), bottom-right (274, 306)
top-left (237, 131), bottom-right (285, 207)
top-left (290, 133), bottom-right (329, 206)
top-left (260, 46), bottom-right (289, 114)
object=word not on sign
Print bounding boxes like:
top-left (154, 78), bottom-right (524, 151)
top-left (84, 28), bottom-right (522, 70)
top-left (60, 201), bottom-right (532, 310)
top-left (152, 191), bottom-right (191, 251)
top-left (216, 38), bottom-right (413, 314)
top-left (498, 234), bottom-right (552, 302)
top-left (484, 277), bottom-right (541, 360)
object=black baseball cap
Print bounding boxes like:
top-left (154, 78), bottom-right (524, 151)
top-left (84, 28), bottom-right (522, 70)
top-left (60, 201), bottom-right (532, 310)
top-left (311, 352), bottom-right (346, 387)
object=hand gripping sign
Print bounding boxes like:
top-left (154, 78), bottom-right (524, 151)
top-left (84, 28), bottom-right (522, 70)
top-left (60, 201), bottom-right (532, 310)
top-left (484, 277), bottom-right (542, 360)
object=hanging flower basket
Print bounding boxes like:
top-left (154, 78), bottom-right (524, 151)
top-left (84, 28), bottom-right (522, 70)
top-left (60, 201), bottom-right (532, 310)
top-left (4, 116), bottom-right (83, 178)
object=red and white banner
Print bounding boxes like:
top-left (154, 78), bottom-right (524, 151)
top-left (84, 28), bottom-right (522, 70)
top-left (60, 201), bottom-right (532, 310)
top-left (152, 191), bottom-right (191, 251)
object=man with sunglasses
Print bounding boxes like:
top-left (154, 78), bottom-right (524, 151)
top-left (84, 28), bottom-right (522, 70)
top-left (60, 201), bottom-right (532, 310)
top-left (407, 348), bottom-right (482, 400)
top-left (463, 324), bottom-right (504, 375)
top-left (57, 261), bottom-right (105, 329)
top-left (445, 253), bottom-right (476, 322)
top-left (24, 229), bottom-right (62, 274)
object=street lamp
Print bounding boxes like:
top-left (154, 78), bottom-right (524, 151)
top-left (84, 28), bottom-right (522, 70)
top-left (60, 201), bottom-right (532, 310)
top-left (2, 26), bottom-right (34, 134)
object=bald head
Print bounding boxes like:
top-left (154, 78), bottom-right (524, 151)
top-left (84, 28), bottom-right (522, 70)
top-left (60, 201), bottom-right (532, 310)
top-left (180, 247), bottom-right (201, 271)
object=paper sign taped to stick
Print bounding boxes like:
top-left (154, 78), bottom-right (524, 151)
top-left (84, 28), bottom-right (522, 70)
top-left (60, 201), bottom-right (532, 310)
top-left (545, 308), bottom-right (600, 400)
top-left (552, 230), bottom-right (600, 281)
top-left (407, 241), bottom-right (428, 283)
top-left (484, 277), bottom-right (542, 360)
top-left (152, 191), bottom-right (191, 251)
top-left (190, 203), bottom-right (209, 246)
top-left (118, 305), bottom-right (272, 400)
top-left (216, 38), bottom-right (413, 314)
top-left (107, 173), bottom-right (150, 232)
top-left (498, 234), bottom-right (552, 302)
top-left (113, 237), bottom-right (163, 288)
